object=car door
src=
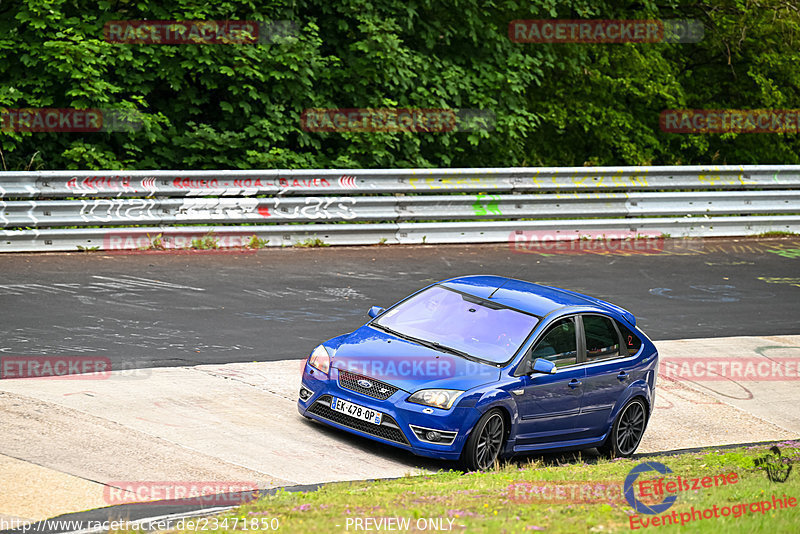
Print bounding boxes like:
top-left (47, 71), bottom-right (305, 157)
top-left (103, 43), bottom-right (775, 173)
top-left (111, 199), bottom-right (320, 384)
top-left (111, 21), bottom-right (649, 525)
top-left (511, 317), bottom-right (586, 446)
top-left (574, 314), bottom-right (630, 439)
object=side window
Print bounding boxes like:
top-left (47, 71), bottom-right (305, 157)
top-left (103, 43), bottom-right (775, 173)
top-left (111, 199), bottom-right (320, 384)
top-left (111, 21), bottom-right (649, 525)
top-left (583, 315), bottom-right (621, 362)
top-left (617, 321), bottom-right (642, 355)
top-left (530, 317), bottom-right (578, 367)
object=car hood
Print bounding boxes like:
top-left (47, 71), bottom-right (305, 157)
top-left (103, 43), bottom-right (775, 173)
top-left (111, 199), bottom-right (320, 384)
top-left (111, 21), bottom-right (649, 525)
top-left (329, 325), bottom-right (501, 393)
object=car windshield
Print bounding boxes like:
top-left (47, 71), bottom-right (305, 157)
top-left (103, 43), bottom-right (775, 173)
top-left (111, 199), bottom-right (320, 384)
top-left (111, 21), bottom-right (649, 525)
top-left (372, 285), bottom-right (539, 364)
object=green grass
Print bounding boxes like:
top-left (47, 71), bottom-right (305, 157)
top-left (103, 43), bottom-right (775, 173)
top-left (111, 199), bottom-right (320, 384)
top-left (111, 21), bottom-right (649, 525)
top-left (245, 235), bottom-right (270, 249)
top-left (294, 237), bottom-right (330, 247)
top-left (162, 442), bottom-right (799, 534)
top-left (190, 231), bottom-right (221, 250)
top-left (755, 231), bottom-right (799, 238)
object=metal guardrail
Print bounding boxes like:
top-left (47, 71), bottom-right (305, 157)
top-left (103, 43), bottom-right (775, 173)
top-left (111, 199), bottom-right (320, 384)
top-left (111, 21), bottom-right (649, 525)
top-left (2, 165), bottom-right (800, 198)
top-left (2, 191), bottom-right (799, 227)
top-left (1, 165), bottom-right (799, 252)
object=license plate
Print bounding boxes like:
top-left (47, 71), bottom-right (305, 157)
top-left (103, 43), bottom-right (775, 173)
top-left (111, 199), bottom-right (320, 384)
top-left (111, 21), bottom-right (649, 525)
top-left (330, 397), bottom-right (383, 425)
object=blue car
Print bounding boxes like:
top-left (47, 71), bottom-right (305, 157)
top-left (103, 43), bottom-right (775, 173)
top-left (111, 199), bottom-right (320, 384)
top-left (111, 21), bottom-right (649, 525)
top-left (298, 275), bottom-right (658, 470)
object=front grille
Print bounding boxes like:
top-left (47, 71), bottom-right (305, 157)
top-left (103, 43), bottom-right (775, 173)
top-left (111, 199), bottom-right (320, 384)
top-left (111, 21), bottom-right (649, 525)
top-left (338, 370), bottom-right (401, 400)
top-left (309, 395), bottom-right (409, 445)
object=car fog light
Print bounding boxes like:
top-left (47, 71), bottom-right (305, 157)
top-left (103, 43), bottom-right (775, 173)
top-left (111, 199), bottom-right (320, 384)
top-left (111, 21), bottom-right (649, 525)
top-left (299, 386), bottom-right (312, 400)
top-left (425, 431), bottom-right (441, 442)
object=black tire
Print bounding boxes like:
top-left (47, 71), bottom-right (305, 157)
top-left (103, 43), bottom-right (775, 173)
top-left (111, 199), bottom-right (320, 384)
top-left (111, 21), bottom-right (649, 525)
top-left (598, 397), bottom-right (648, 458)
top-left (461, 409), bottom-right (505, 471)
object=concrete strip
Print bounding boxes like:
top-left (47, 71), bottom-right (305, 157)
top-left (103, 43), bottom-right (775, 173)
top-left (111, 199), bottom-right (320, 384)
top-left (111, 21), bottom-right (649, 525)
top-left (653, 335), bottom-right (800, 434)
top-left (0, 455), bottom-right (107, 526)
top-left (0, 365), bottom-right (438, 522)
top-left (0, 334), bottom-right (798, 523)
top-left (0, 391), bottom-right (287, 523)
top-left (639, 369), bottom-right (795, 453)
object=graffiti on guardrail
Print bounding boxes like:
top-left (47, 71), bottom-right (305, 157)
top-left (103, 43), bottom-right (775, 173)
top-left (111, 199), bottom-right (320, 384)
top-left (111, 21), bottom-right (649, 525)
top-left (269, 197), bottom-right (357, 220)
top-left (58, 176), bottom-right (343, 194)
top-left (33, 197), bottom-right (360, 223)
top-left (75, 198), bottom-right (259, 222)
top-left (174, 198), bottom-right (261, 219)
top-left (408, 176), bottom-right (509, 189)
top-left (472, 193), bottom-right (502, 216)
top-left (530, 172), bottom-right (651, 188)
top-left (79, 198), bottom-right (159, 222)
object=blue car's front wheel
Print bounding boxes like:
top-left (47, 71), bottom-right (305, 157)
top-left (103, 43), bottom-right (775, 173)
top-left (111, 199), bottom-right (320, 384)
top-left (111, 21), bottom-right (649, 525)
top-left (461, 409), bottom-right (505, 471)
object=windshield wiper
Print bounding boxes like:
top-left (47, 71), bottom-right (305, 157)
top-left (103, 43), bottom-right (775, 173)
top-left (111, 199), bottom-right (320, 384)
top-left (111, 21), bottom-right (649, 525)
top-left (426, 340), bottom-right (481, 362)
top-left (371, 323), bottom-right (415, 342)
top-left (372, 323), bottom-right (481, 363)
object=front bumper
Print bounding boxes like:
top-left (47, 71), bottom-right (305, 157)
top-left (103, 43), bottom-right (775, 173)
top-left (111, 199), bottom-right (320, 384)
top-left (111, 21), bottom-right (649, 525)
top-left (297, 363), bottom-right (482, 461)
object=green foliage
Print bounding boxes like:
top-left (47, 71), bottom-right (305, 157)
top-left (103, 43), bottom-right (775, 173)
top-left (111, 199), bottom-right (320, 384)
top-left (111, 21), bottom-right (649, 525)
top-left (294, 236), bottom-right (329, 247)
top-left (245, 234), bottom-right (270, 248)
top-left (1, 0), bottom-right (800, 169)
top-left (141, 232), bottom-right (165, 250)
top-left (190, 231), bottom-right (220, 249)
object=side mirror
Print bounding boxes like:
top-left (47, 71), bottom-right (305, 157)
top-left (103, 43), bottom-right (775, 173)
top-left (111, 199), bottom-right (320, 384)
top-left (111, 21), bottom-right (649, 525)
top-left (530, 358), bottom-right (556, 375)
top-left (368, 306), bottom-right (385, 318)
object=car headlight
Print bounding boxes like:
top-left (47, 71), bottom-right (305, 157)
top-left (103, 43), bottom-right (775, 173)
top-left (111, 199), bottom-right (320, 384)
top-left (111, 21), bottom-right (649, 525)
top-left (308, 345), bottom-right (331, 375)
top-left (408, 389), bottom-right (464, 410)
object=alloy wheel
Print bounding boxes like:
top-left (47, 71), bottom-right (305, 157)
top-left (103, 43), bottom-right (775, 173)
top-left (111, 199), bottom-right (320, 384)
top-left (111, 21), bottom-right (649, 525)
top-left (616, 400), bottom-right (645, 456)
top-left (475, 413), bottom-right (504, 470)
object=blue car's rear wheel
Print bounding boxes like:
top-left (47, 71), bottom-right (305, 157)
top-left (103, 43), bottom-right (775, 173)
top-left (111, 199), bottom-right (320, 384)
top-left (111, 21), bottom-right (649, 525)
top-left (599, 398), bottom-right (647, 458)
top-left (461, 409), bottom-right (505, 471)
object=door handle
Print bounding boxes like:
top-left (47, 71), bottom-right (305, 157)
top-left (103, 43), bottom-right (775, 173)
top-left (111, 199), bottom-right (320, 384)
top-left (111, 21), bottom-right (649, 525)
top-left (617, 371), bottom-right (629, 381)
top-left (568, 379), bottom-right (582, 388)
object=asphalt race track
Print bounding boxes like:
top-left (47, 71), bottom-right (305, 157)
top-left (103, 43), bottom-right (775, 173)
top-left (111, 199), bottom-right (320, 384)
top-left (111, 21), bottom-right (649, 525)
top-left (1, 237), bottom-right (800, 527)
top-left (1, 237), bottom-right (799, 370)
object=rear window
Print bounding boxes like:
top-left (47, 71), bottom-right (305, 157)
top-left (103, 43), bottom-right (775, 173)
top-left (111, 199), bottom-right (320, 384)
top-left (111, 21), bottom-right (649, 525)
top-left (583, 315), bottom-right (621, 362)
top-left (616, 321), bottom-right (642, 355)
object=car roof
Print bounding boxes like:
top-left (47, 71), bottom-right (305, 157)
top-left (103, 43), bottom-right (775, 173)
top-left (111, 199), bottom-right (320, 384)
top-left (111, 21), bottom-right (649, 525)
top-left (440, 275), bottom-right (635, 324)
